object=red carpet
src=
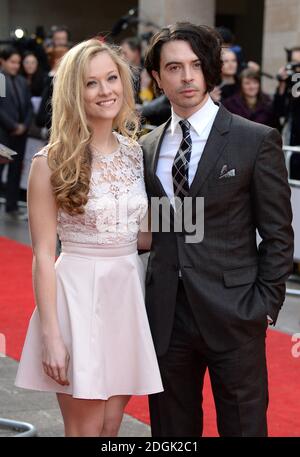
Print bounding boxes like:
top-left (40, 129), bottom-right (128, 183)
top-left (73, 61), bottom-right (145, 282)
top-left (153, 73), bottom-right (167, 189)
top-left (1, 235), bottom-right (299, 436)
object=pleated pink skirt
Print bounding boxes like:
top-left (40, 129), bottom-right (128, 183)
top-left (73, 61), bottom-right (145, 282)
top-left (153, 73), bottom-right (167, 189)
top-left (15, 241), bottom-right (164, 399)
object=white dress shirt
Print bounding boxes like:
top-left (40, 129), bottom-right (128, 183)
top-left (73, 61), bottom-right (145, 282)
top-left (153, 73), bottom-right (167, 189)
top-left (156, 96), bottom-right (219, 205)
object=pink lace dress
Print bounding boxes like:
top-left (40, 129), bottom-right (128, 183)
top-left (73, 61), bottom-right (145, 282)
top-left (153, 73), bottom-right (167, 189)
top-left (15, 132), bottom-right (163, 399)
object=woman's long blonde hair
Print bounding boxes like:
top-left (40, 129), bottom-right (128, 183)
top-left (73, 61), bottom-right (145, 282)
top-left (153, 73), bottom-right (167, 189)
top-left (47, 38), bottom-right (139, 215)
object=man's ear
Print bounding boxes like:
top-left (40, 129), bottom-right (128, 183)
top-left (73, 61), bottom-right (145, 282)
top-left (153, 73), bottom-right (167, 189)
top-left (151, 70), bottom-right (162, 90)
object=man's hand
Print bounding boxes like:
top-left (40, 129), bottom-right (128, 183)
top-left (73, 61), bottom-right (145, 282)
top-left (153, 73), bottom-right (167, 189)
top-left (276, 66), bottom-right (289, 95)
top-left (12, 124), bottom-right (26, 136)
top-left (277, 66), bottom-right (289, 81)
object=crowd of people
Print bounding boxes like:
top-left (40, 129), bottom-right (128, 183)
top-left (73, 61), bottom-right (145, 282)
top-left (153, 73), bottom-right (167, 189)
top-left (0, 24), bottom-right (300, 219)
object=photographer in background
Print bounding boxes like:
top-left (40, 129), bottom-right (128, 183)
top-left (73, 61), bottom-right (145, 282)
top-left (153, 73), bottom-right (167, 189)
top-left (273, 47), bottom-right (300, 179)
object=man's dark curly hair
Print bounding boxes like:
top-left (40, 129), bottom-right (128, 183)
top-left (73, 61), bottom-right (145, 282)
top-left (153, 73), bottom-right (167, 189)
top-left (144, 22), bottom-right (222, 94)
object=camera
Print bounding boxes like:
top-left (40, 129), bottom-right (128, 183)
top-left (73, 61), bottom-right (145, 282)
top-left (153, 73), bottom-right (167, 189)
top-left (285, 61), bottom-right (300, 76)
top-left (277, 62), bottom-right (300, 82)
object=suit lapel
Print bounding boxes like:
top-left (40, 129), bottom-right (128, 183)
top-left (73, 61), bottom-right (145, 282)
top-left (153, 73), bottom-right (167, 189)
top-left (5, 76), bottom-right (19, 112)
top-left (148, 119), bottom-right (171, 199)
top-left (146, 104), bottom-right (232, 201)
top-left (189, 104), bottom-right (232, 197)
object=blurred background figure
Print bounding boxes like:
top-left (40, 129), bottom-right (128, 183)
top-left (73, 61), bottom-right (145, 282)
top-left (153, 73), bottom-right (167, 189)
top-left (121, 36), bottom-right (142, 67)
top-left (139, 94), bottom-right (171, 127)
top-left (220, 48), bottom-right (239, 101)
top-left (21, 51), bottom-right (46, 97)
top-left (52, 26), bottom-right (70, 47)
top-left (273, 46), bottom-right (300, 179)
top-left (138, 67), bottom-right (155, 104)
top-left (224, 68), bottom-right (276, 127)
top-left (121, 37), bottom-right (143, 103)
top-left (216, 26), bottom-right (245, 72)
top-left (44, 25), bottom-right (71, 51)
top-left (19, 52), bottom-right (48, 198)
top-left (0, 46), bottom-right (32, 219)
top-left (210, 48), bottom-right (238, 103)
top-left (120, 35), bottom-right (169, 126)
top-left (36, 45), bottom-right (69, 135)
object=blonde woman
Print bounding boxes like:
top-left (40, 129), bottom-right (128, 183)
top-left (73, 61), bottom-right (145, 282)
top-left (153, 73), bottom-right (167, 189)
top-left (15, 39), bottom-right (163, 437)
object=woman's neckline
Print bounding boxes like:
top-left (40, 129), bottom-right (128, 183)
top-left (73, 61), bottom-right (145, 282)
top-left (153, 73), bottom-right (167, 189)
top-left (90, 132), bottom-right (121, 158)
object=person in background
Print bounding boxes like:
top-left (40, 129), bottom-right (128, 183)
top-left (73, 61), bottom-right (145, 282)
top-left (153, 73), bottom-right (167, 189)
top-left (273, 46), bottom-right (300, 179)
top-left (21, 51), bottom-right (47, 97)
top-left (216, 26), bottom-right (245, 71)
top-left (0, 46), bottom-right (33, 218)
top-left (140, 94), bottom-right (171, 127)
top-left (210, 48), bottom-right (238, 103)
top-left (120, 37), bottom-right (143, 103)
top-left (139, 68), bottom-right (155, 104)
top-left (224, 68), bottom-right (276, 127)
top-left (19, 52), bottom-right (48, 200)
top-left (121, 37), bottom-right (142, 68)
top-left (217, 26), bottom-right (261, 74)
top-left (36, 46), bottom-right (69, 135)
top-left (52, 27), bottom-right (70, 47)
top-left (44, 25), bottom-right (71, 51)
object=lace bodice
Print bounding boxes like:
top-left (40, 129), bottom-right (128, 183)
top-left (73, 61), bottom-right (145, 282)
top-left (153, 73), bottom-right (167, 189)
top-left (33, 132), bottom-right (148, 246)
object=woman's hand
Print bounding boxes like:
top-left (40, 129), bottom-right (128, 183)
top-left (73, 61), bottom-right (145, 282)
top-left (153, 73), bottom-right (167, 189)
top-left (12, 123), bottom-right (26, 136)
top-left (137, 230), bottom-right (152, 251)
top-left (42, 334), bottom-right (70, 386)
top-left (28, 155), bottom-right (67, 386)
top-left (137, 210), bottom-right (152, 251)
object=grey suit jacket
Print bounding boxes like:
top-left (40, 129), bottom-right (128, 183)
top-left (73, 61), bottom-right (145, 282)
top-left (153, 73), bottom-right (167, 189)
top-left (0, 72), bottom-right (33, 145)
top-left (140, 103), bottom-right (294, 356)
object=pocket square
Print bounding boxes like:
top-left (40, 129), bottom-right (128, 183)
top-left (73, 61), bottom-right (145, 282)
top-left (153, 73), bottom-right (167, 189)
top-left (219, 167), bottom-right (236, 179)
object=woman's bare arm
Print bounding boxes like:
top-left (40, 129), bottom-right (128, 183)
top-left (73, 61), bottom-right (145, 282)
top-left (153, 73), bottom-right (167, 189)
top-left (28, 155), bottom-right (69, 385)
top-left (28, 156), bottom-right (59, 335)
top-left (137, 210), bottom-right (152, 251)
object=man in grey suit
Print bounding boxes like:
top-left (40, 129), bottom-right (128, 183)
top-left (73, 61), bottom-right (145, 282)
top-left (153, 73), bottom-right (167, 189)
top-left (0, 46), bottom-right (33, 217)
top-left (139, 23), bottom-right (294, 437)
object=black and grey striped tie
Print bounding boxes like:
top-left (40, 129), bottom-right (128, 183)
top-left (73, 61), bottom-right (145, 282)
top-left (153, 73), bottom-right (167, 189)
top-left (172, 119), bottom-right (192, 209)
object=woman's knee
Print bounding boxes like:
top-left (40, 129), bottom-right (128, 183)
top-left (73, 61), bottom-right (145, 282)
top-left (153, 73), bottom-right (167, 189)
top-left (100, 395), bottom-right (130, 436)
top-left (57, 394), bottom-right (105, 437)
top-left (65, 421), bottom-right (102, 437)
top-left (101, 415), bottom-right (123, 436)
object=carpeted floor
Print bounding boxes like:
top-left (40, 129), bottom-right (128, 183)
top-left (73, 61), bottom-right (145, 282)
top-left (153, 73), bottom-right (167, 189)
top-left (1, 236), bottom-right (299, 436)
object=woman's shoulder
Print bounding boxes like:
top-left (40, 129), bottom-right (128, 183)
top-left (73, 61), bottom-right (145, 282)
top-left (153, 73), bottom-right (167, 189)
top-left (115, 132), bottom-right (139, 147)
top-left (115, 132), bottom-right (143, 160)
top-left (32, 144), bottom-right (49, 160)
top-left (30, 145), bottom-right (52, 181)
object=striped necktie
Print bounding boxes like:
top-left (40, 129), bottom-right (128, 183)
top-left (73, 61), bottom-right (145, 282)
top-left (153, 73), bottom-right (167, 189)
top-left (172, 119), bottom-right (192, 209)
